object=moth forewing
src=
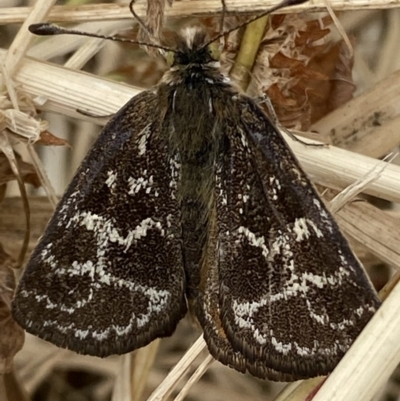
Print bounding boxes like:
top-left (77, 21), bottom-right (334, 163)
top-left (12, 22), bottom-right (380, 381)
top-left (215, 98), bottom-right (380, 377)
top-left (12, 91), bottom-right (187, 356)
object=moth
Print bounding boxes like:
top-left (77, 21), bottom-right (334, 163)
top-left (12, 0), bottom-right (381, 381)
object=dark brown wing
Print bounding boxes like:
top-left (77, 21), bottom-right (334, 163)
top-left (197, 209), bottom-right (306, 381)
top-left (198, 95), bottom-right (380, 380)
top-left (12, 90), bottom-right (187, 357)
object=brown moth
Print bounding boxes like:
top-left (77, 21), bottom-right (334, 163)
top-left (12, 0), bottom-right (380, 381)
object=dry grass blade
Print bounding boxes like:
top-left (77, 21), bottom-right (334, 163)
top-left (147, 336), bottom-right (207, 401)
top-left (131, 341), bottom-right (161, 401)
top-left (329, 153), bottom-right (397, 213)
top-left (112, 354), bottom-right (131, 401)
top-left (0, 49), bottom-right (140, 121)
top-left (287, 133), bottom-right (400, 203)
top-left (275, 378), bottom-right (323, 401)
top-left (312, 277), bottom-right (400, 401)
top-left (335, 200), bottom-right (400, 267)
top-left (5, 0), bottom-right (57, 75)
top-left (230, 16), bottom-right (269, 91)
top-left (173, 355), bottom-right (214, 401)
top-left (2, 0), bottom-right (400, 25)
top-left (312, 68), bottom-right (400, 159)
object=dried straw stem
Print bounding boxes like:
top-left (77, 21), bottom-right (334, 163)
top-left (2, 0), bottom-right (400, 25)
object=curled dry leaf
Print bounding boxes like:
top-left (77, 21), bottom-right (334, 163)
top-left (0, 151), bottom-right (41, 188)
top-left (249, 14), bottom-right (355, 130)
top-left (36, 130), bottom-right (70, 147)
top-left (0, 109), bottom-right (43, 143)
top-left (0, 244), bottom-right (24, 374)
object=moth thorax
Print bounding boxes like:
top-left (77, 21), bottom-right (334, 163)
top-left (170, 114), bottom-right (218, 163)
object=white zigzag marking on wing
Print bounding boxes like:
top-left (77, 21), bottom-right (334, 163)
top-left (231, 263), bottom-right (357, 347)
top-left (32, 213), bottom-right (171, 338)
top-left (232, 290), bottom-right (373, 351)
top-left (236, 218), bottom-right (325, 264)
top-left (269, 332), bottom-right (351, 357)
top-left (235, 217), bottom-right (345, 306)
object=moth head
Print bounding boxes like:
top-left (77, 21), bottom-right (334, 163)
top-left (165, 27), bottom-right (222, 67)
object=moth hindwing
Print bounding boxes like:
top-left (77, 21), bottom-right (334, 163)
top-left (12, 26), bottom-right (380, 381)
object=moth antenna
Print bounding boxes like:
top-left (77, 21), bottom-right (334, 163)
top-left (204, 0), bottom-right (308, 48)
top-left (28, 23), bottom-right (175, 53)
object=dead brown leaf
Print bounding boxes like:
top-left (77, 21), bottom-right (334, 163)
top-left (36, 130), bottom-right (70, 147)
top-left (0, 152), bottom-right (41, 188)
top-left (0, 245), bottom-right (24, 374)
top-left (250, 14), bottom-right (355, 130)
top-left (305, 39), bottom-right (355, 123)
